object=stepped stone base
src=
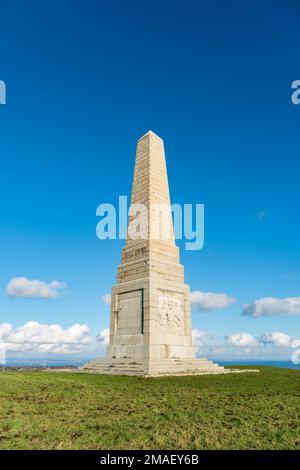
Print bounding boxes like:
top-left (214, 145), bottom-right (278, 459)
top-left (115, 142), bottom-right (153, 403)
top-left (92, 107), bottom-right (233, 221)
top-left (83, 357), bottom-right (235, 376)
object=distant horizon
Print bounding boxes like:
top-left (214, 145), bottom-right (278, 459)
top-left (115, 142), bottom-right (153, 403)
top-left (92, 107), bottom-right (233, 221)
top-left (3, 359), bottom-right (300, 373)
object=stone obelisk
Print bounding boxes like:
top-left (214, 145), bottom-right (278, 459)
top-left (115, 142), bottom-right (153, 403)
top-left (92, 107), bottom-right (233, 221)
top-left (84, 131), bottom-right (225, 375)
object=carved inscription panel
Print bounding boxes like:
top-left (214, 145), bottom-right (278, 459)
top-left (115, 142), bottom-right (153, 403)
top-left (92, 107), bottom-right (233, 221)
top-left (158, 296), bottom-right (183, 328)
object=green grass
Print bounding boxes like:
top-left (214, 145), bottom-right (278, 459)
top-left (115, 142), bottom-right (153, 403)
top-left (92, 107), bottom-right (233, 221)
top-left (0, 366), bottom-right (299, 450)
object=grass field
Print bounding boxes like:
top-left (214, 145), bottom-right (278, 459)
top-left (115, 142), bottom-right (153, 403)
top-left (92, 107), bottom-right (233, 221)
top-left (0, 366), bottom-right (299, 450)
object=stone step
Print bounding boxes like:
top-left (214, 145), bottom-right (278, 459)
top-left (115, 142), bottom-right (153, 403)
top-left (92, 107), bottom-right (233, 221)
top-left (85, 364), bottom-right (144, 370)
top-left (83, 356), bottom-right (226, 376)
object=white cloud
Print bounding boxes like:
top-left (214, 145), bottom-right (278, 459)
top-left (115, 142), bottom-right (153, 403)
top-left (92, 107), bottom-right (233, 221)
top-left (97, 328), bottom-right (109, 345)
top-left (259, 332), bottom-right (293, 348)
top-left (227, 331), bottom-right (300, 351)
top-left (6, 277), bottom-right (67, 299)
top-left (190, 290), bottom-right (235, 312)
top-left (0, 321), bottom-right (109, 356)
top-left (242, 297), bottom-right (300, 318)
top-left (227, 332), bottom-right (258, 347)
top-left (192, 329), bottom-right (207, 347)
top-left (102, 293), bottom-right (111, 306)
top-left (0, 323), bottom-right (13, 337)
top-left (292, 339), bottom-right (300, 349)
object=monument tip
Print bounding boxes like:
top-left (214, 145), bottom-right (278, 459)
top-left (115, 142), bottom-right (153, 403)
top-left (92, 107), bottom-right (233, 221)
top-left (138, 130), bottom-right (163, 142)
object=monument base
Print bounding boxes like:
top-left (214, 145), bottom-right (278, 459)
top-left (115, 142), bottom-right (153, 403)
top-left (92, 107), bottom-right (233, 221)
top-left (83, 357), bottom-right (228, 376)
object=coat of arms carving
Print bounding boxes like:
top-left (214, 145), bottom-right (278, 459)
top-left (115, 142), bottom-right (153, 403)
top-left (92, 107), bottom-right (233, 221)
top-left (159, 296), bottom-right (183, 327)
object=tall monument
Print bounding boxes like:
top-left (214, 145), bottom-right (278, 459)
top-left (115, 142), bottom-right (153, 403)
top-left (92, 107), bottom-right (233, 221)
top-left (85, 131), bottom-right (225, 375)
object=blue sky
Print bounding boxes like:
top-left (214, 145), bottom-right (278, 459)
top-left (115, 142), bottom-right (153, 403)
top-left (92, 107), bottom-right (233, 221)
top-left (0, 0), bottom-right (300, 362)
